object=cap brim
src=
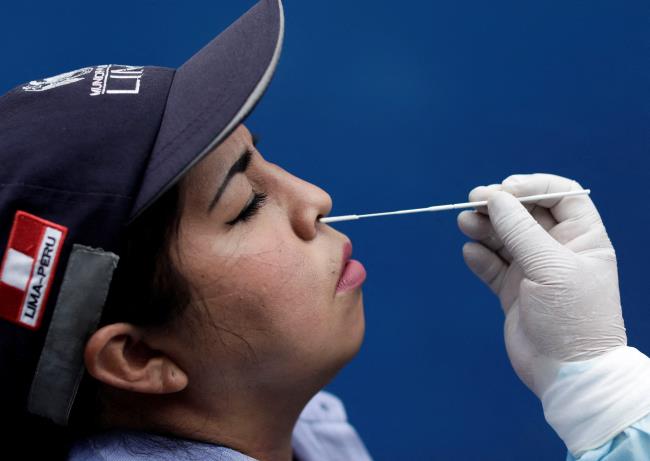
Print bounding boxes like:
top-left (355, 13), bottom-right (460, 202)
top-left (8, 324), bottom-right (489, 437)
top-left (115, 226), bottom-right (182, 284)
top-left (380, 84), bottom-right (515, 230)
top-left (130, 0), bottom-right (284, 220)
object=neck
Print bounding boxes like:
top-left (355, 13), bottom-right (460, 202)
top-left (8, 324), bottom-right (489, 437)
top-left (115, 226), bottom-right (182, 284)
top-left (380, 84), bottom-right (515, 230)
top-left (104, 381), bottom-right (319, 461)
top-left (185, 389), bottom-right (309, 461)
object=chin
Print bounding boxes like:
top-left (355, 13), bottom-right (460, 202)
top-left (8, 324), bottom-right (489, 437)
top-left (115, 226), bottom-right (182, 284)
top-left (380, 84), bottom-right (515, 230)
top-left (333, 293), bottom-right (366, 372)
top-left (306, 293), bottom-right (366, 390)
top-left (349, 296), bottom-right (366, 357)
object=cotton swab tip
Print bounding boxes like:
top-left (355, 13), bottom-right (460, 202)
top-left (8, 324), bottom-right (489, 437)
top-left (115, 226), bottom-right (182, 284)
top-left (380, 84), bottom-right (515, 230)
top-left (319, 215), bottom-right (359, 223)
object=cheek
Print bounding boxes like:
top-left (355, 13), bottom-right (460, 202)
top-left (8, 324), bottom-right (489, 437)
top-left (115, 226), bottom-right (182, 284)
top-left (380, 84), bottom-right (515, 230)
top-left (183, 230), bottom-right (334, 348)
top-left (234, 234), bottom-right (329, 324)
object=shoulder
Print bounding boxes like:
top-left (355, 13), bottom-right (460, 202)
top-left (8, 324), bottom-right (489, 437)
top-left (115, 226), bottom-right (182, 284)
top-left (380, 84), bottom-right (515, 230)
top-left (67, 437), bottom-right (104, 461)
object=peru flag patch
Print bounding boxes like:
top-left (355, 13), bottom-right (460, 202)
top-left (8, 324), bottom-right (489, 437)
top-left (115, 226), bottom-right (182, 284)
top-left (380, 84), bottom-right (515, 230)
top-left (0, 211), bottom-right (68, 330)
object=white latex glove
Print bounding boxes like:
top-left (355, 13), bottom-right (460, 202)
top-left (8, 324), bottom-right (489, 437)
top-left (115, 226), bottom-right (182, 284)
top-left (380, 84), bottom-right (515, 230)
top-left (458, 173), bottom-right (625, 384)
top-left (458, 173), bottom-right (650, 456)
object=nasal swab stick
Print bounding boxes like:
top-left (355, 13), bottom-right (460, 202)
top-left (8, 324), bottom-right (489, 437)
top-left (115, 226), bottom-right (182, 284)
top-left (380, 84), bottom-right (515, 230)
top-left (319, 189), bottom-right (591, 224)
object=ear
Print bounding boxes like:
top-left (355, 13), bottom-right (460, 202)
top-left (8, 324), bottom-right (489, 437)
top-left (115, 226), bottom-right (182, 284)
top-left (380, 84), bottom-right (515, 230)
top-left (84, 323), bottom-right (188, 394)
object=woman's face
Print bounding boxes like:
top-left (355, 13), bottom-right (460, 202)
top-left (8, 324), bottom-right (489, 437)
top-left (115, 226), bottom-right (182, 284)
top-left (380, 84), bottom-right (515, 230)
top-left (167, 124), bottom-right (365, 400)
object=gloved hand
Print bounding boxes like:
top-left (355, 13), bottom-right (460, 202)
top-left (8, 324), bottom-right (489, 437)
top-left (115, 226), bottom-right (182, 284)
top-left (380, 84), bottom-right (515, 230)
top-left (457, 173), bottom-right (650, 456)
top-left (457, 173), bottom-right (625, 394)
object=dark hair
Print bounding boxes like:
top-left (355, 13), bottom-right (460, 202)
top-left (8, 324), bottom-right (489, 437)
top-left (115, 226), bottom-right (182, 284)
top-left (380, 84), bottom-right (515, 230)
top-left (70, 182), bottom-right (191, 427)
top-left (100, 183), bottom-right (190, 328)
top-left (15, 183), bottom-right (193, 460)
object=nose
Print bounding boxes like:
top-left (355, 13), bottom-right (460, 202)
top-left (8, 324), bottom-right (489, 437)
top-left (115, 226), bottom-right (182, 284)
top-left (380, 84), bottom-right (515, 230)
top-left (272, 164), bottom-right (332, 240)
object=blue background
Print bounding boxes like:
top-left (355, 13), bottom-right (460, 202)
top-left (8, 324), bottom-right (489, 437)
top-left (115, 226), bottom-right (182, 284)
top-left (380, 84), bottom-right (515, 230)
top-left (2, 1), bottom-right (648, 459)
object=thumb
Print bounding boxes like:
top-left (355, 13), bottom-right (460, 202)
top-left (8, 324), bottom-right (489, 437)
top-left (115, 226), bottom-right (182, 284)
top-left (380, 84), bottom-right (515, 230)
top-left (488, 191), bottom-right (574, 283)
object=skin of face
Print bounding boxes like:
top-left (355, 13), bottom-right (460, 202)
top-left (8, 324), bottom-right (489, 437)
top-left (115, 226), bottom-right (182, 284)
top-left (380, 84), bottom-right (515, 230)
top-left (85, 124), bottom-right (366, 460)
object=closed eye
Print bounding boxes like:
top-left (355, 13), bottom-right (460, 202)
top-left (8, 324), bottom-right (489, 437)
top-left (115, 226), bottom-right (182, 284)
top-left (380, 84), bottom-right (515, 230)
top-left (226, 191), bottom-right (268, 226)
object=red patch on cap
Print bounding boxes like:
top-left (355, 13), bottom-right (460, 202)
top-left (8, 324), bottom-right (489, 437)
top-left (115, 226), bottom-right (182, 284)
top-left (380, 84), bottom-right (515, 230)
top-left (0, 211), bottom-right (68, 330)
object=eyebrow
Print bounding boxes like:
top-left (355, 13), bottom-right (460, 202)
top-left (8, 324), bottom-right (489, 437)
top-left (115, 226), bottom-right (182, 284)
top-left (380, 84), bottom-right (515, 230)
top-left (207, 148), bottom-right (253, 214)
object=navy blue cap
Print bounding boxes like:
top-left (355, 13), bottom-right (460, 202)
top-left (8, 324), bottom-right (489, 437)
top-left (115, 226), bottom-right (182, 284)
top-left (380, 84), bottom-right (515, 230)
top-left (0, 0), bottom-right (284, 425)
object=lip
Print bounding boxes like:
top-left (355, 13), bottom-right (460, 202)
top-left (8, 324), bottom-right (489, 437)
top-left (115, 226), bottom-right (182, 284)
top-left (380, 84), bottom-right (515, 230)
top-left (340, 241), bottom-right (353, 274)
top-left (336, 241), bottom-right (367, 293)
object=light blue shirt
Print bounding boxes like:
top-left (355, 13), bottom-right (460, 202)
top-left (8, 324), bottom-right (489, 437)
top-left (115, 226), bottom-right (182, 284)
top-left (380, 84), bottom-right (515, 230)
top-left (567, 413), bottom-right (650, 461)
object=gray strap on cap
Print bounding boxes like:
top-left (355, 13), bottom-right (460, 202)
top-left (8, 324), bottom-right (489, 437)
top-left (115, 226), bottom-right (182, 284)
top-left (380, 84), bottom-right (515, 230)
top-left (27, 244), bottom-right (119, 426)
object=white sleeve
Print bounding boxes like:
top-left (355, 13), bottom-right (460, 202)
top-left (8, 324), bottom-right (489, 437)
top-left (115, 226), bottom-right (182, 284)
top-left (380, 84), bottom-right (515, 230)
top-left (542, 346), bottom-right (650, 457)
top-left (291, 391), bottom-right (373, 461)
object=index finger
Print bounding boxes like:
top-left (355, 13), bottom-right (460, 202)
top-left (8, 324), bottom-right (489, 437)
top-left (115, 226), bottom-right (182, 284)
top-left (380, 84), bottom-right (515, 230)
top-left (501, 173), bottom-right (601, 224)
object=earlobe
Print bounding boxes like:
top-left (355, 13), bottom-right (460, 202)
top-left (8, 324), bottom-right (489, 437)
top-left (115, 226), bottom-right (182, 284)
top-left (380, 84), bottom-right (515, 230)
top-left (84, 323), bottom-right (188, 394)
